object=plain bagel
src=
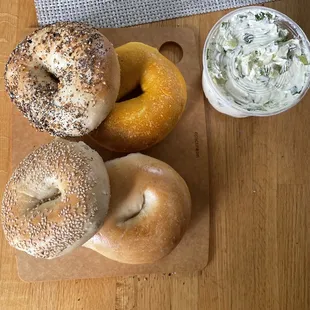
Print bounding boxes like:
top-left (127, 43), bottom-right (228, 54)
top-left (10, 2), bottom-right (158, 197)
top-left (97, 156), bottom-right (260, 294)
top-left (83, 153), bottom-right (191, 264)
top-left (90, 42), bottom-right (187, 152)
top-left (1, 139), bottom-right (110, 259)
top-left (5, 22), bottom-right (120, 137)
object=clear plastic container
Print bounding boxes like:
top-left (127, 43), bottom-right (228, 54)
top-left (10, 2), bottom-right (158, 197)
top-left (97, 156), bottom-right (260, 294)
top-left (202, 6), bottom-right (310, 118)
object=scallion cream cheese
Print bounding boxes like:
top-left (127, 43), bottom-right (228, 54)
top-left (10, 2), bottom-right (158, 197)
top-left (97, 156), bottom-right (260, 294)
top-left (206, 10), bottom-right (310, 113)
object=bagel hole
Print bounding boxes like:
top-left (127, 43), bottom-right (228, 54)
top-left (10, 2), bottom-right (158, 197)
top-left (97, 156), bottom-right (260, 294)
top-left (47, 71), bottom-right (60, 84)
top-left (38, 189), bottom-right (61, 207)
top-left (117, 84), bottom-right (144, 102)
top-left (159, 41), bottom-right (183, 64)
top-left (124, 193), bottom-right (145, 222)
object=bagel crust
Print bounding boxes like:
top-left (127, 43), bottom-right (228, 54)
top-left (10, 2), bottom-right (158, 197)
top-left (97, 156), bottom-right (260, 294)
top-left (5, 22), bottom-right (120, 137)
top-left (1, 139), bottom-right (110, 259)
top-left (84, 153), bottom-right (191, 264)
top-left (90, 42), bottom-right (187, 152)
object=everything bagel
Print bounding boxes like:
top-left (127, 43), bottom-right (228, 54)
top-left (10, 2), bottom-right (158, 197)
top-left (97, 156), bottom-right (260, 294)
top-left (5, 22), bottom-right (120, 137)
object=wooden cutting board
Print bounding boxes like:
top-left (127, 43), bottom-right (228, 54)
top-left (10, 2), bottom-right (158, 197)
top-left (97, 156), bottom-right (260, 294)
top-left (11, 27), bottom-right (209, 281)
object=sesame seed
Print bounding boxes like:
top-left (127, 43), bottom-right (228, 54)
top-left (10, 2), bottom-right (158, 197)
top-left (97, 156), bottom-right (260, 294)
top-left (1, 139), bottom-right (110, 259)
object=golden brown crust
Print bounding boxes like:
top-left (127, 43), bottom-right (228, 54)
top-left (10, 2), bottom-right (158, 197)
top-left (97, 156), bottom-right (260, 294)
top-left (90, 42), bottom-right (187, 152)
top-left (5, 22), bottom-right (120, 137)
top-left (1, 139), bottom-right (110, 259)
top-left (83, 153), bottom-right (191, 264)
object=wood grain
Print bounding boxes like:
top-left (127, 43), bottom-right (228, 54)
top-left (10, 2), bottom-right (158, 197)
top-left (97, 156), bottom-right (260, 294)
top-left (0, 0), bottom-right (309, 309)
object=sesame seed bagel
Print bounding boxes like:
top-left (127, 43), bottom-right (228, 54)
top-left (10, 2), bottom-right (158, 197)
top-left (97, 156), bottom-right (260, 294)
top-left (83, 153), bottom-right (191, 264)
top-left (5, 22), bottom-right (120, 137)
top-left (1, 139), bottom-right (110, 259)
top-left (90, 42), bottom-right (187, 152)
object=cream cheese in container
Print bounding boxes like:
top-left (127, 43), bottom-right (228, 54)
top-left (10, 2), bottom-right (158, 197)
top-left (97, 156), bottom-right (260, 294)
top-left (202, 7), bottom-right (310, 117)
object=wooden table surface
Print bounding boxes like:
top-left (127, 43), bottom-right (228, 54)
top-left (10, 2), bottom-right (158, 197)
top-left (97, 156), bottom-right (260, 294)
top-left (0, 0), bottom-right (309, 309)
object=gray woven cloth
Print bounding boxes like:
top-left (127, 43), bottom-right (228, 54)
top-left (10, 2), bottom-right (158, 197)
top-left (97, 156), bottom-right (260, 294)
top-left (35, 0), bottom-right (272, 28)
